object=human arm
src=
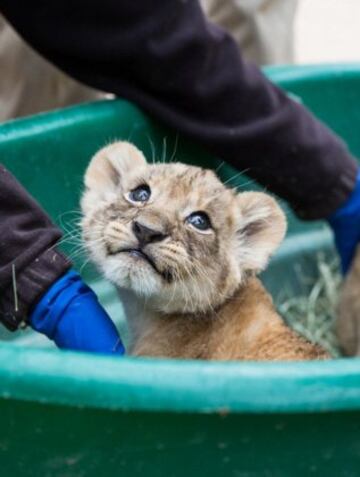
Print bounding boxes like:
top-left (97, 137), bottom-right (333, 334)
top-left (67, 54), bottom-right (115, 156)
top-left (0, 0), bottom-right (357, 221)
top-left (0, 164), bottom-right (124, 355)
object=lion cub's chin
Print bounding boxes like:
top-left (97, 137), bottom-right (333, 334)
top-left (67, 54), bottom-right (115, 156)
top-left (103, 258), bottom-right (163, 298)
top-left (111, 253), bottom-right (243, 315)
top-left (117, 271), bottom-right (240, 316)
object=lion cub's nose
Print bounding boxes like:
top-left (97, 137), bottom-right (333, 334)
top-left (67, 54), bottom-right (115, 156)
top-left (132, 220), bottom-right (167, 246)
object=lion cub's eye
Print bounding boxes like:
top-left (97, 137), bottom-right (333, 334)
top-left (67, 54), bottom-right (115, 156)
top-left (186, 211), bottom-right (212, 232)
top-left (128, 184), bottom-right (151, 203)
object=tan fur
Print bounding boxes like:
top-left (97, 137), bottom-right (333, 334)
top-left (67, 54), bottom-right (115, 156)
top-left (337, 245), bottom-right (360, 356)
top-left (132, 277), bottom-right (328, 360)
top-left (81, 141), bottom-right (329, 361)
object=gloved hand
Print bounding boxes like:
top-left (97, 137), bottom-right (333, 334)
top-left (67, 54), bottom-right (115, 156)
top-left (29, 270), bottom-right (125, 355)
top-left (328, 170), bottom-right (360, 274)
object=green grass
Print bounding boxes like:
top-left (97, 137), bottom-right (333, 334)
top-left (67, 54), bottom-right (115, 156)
top-left (278, 254), bottom-right (342, 357)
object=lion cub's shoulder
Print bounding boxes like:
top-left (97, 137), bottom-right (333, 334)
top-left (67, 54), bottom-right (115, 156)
top-left (207, 277), bottom-right (329, 361)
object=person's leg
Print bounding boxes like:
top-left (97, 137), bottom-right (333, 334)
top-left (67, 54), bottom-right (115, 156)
top-left (200, 0), bottom-right (298, 64)
top-left (0, 14), bottom-right (104, 122)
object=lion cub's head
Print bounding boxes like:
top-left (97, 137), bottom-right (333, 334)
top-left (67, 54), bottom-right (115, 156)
top-left (81, 141), bottom-right (286, 314)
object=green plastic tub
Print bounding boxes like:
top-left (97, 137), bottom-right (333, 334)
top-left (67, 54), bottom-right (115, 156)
top-left (1, 65), bottom-right (360, 476)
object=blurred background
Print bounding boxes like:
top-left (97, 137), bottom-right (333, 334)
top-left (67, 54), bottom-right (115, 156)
top-left (296, 0), bottom-right (360, 63)
top-left (1, 0), bottom-right (359, 122)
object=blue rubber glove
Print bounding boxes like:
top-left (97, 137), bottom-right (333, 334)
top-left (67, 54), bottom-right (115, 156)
top-left (29, 270), bottom-right (125, 355)
top-left (328, 170), bottom-right (360, 274)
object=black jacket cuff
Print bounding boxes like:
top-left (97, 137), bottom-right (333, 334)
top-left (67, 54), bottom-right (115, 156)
top-left (0, 248), bottom-right (71, 331)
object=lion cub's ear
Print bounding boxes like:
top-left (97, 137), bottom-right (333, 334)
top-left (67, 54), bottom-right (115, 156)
top-left (235, 191), bottom-right (287, 272)
top-left (84, 141), bottom-right (147, 194)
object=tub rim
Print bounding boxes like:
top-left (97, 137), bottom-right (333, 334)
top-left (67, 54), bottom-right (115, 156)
top-left (1, 343), bottom-right (360, 414)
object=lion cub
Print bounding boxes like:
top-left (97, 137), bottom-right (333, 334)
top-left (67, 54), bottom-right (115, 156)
top-left (337, 245), bottom-right (360, 356)
top-left (81, 141), bottom-right (328, 361)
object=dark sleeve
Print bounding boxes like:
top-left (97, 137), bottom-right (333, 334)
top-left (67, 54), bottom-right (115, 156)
top-left (0, 0), bottom-right (357, 219)
top-left (0, 165), bottom-right (71, 330)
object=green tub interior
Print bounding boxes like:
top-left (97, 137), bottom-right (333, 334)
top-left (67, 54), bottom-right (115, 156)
top-left (1, 64), bottom-right (360, 476)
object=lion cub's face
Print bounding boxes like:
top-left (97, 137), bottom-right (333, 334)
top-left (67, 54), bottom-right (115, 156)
top-left (81, 142), bottom-right (286, 314)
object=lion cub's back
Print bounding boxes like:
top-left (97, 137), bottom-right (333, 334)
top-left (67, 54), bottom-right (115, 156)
top-left (209, 278), bottom-right (329, 361)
